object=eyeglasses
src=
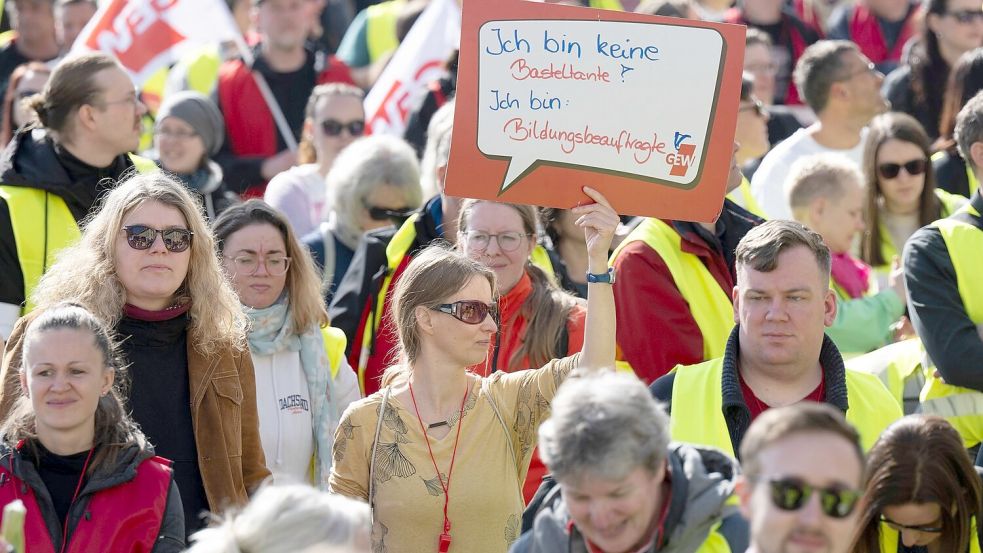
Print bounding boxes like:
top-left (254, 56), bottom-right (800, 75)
top-left (946, 9), bottom-right (983, 23)
top-left (739, 99), bottom-right (768, 118)
top-left (97, 88), bottom-right (141, 109)
top-left (837, 61), bottom-right (878, 81)
top-left (879, 515), bottom-right (944, 534)
top-left (878, 159), bottom-right (927, 179)
top-left (320, 119), bottom-right (365, 137)
top-left (762, 477), bottom-right (861, 519)
top-left (365, 205), bottom-right (415, 222)
top-left (154, 127), bottom-right (198, 140)
top-left (223, 254), bottom-right (292, 276)
top-left (431, 300), bottom-right (498, 325)
top-left (464, 231), bottom-right (531, 252)
top-left (122, 225), bottom-right (194, 253)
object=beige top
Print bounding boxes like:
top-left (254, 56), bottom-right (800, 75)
top-left (329, 354), bottom-right (580, 553)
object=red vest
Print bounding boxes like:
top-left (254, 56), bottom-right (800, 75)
top-left (0, 454), bottom-right (172, 553)
top-left (217, 53), bottom-right (355, 197)
top-left (848, 3), bottom-right (916, 65)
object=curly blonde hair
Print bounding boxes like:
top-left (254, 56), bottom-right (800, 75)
top-left (31, 170), bottom-right (248, 355)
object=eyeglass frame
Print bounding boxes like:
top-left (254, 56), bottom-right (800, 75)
top-left (877, 158), bottom-right (928, 179)
top-left (945, 9), bottom-right (983, 23)
top-left (94, 87), bottom-right (142, 110)
top-left (835, 61), bottom-right (879, 82)
top-left (154, 126), bottom-right (199, 140)
top-left (121, 225), bottom-right (194, 253)
top-left (320, 119), bottom-right (366, 137)
top-left (430, 300), bottom-right (499, 325)
top-left (879, 514), bottom-right (944, 534)
top-left (462, 230), bottom-right (533, 252)
top-left (754, 476), bottom-right (862, 519)
top-left (222, 253), bottom-right (292, 276)
top-left (364, 203), bottom-right (416, 222)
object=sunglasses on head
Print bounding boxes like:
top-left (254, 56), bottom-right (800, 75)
top-left (879, 515), bottom-right (944, 534)
top-left (763, 477), bottom-right (861, 519)
top-left (320, 119), bottom-right (365, 137)
top-left (122, 225), bottom-right (194, 252)
top-left (878, 159), bottom-right (927, 179)
top-left (366, 205), bottom-right (415, 222)
top-left (431, 300), bottom-right (498, 325)
top-left (947, 9), bottom-right (983, 23)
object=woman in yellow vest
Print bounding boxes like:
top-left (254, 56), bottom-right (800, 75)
top-left (861, 112), bottom-right (966, 289)
top-left (851, 415), bottom-right (982, 553)
top-left (214, 199), bottom-right (360, 489)
top-left (728, 72), bottom-right (769, 218)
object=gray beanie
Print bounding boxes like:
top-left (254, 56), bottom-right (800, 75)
top-left (156, 91), bottom-right (225, 157)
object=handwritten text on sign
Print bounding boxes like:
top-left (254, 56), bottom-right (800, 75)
top-left (477, 20), bottom-right (725, 193)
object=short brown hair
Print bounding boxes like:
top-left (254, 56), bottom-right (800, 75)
top-left (735, 220), bottom-right (832, 283)
top-left (739, 402), bottom-right (863, 477)
top-left (793, 40), bottom-right (857, 113)
top-left (27, 52), bottom-right (120, 140)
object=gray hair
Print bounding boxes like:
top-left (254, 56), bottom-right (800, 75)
top-left (186, 484), bottom-right (371, 553)
top-left (793, 40), bottom-right (857, 113)
top-left (329, 135), bottom-right (423, 241)
top-left (956, 90), bottom-right (983, 170)
top-left (539, 373), bottom-right (671, 482)
top-left (420, 99), bottom-right (455, 198)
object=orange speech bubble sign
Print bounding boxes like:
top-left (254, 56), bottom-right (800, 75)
top-left (445, 0), bottom-right (746, 223)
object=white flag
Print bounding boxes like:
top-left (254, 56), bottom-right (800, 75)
top-left (364, 0), bottom-right (461, 136)
top-left (72, 0), bottom-right (242, 88)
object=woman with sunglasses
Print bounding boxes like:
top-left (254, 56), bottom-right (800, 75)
top-left (0, 172), bottom-right (269, 535)
top-left (727, 72), bottom-right (771, 218)
top-left (150, 91), bottom-right (239, 220)
top-left (860, 112), bottom-right (965, 287)
top-left (0, 302), bottom-right (185, 551)
top-left (265, 83), bottom-right (366, 238)
top-left (851, 415), bottom-right (983, 553)
top-left (303, 134), bottom-right (423, 306)
top-left (213, 199), bottom-right (360, 488)
top-left (330, 187), bottom-right (619, 553)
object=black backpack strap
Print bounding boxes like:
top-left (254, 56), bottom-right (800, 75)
top-left (521, 475), bottom-right (561, 534)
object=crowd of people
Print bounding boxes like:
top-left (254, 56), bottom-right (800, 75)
top-left (0, 0), bottom-right (980, 552)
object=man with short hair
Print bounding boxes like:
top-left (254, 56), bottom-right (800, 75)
top-left (787, 154), bottom-right (906, 356)
top-left (53, 0), bottom-right (96, 51)
top-left (736, 402), bottom-right (865, 553)
top-left (751, 40), bottom-right (889, 220)
top-left (513, 372), bottom-right (748, 553)
top-left (651, 220), bottom-right (901, 457)
top-left (215, 0), bottom-right (354, 197)
top-left (0, 0), bottom-right (59, 119)
top-left (903, 90), bottom-right (983, 452)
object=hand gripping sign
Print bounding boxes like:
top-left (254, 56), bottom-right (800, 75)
top-left (445, 0), bottom-right (746, 222)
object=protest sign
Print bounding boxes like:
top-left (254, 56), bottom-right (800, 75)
top-left (445, 0), bottom-right (746, 222)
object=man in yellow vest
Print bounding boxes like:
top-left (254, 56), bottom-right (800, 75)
top-left (612, 144), bottom-right (762, 383)
top-left (903, 90), bottom-right (983, 460)
top-left (0, 52), bottom-right (154, 340)
top-left (651, 220), bottom-right (901, 457)
top-left (735, 403), bottom-right (866, 553)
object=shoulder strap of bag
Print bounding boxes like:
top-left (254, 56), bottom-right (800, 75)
top-left (481, 378), bottom-right (518, 470)
top-left (368, 386), bottom-right (391, 524)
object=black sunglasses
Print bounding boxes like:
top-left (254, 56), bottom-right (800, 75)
top-left (947, 9), bottom-right (983, 23)
top-left (366, 205), bottom-right (415, 222)
top-left (431, 300), bottom-right (498, 325)
top-left (320, 119), bottom-right (365, 137)
top-left (122, 225), bottom-right (194, 252)
top-left (879, 515), bottom-right (944, 534)
top-left (764, 478), bottom-right (861, 519)
top-left (878, 159), bottom-right (927, 179)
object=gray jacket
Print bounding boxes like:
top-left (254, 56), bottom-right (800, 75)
top-left (511, 443), bottom-right (748, 553)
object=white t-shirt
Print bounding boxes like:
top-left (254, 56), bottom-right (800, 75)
top-left (252, 350), bottom-right (315, 484)
top-left (751, 127), bottom-right (868, 220)
top-left (264, 164), bottom-right (328, 238)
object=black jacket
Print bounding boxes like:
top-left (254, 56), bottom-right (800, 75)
top-left (933, 149), bottom-right (973, 199)
top-left (903, 189), bottom-right (983, 392)
top-left (0, 127), bottom-right (137, 307)
top-left (0, 440), bottom-right (185, 552)
top-left (650, 326), bottom-right (852, 459)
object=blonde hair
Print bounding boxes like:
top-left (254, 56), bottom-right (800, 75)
top-left (297, 83), bottom-right (365, 165)
top-left (213, 199), bottom-right (329, 332)
top-left (786, 153), bottom-right (863, 212)
top-left (380, 245), bottom-right (495, 387)
top-left (32, 171), bottom-right (248, 356)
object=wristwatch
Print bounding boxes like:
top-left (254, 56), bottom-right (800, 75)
top-left (586, 267), bottom-right (616, 284)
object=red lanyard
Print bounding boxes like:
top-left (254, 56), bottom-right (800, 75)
top-left (409, 381), bottom-right (469, 553)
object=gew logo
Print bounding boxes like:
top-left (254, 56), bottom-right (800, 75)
top-left (667, 143), bottom-right (696, 177)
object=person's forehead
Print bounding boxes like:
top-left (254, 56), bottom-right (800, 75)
top-left (740, 246), bottom-right (824, 285)
top-left (755, 432), bottom-right (863, 484)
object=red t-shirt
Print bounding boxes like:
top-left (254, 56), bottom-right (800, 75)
top-left (739, 369), bottom-right (825, 421)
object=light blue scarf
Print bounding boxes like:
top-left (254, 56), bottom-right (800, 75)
top-left (246, 296), bottom-right (335, 488)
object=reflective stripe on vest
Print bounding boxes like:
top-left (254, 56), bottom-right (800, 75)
top-left (321, 325), bottom-right (348, 380)
top-left (0, 154), bottom-right (157, 314)
top-left (921, 208), bottom-right (983, 448)
top-left (366, 0), bottom-right (403, 63)
top-left (669, 357), bottom-right (901, 456)
top-left (610, 218), bottom-right (734, 374)
top-left (726, 176), bottom-right (767, 219)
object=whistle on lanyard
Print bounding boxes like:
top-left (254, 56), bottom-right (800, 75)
top-left (438, 532), bottom-right (452, 552)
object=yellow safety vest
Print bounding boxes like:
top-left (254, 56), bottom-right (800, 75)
top-left (366, 0), bottom-right (404, 64)
top-left (669, 357), bottom-right (902, 456)
top-left (846, 338), bottom-right (925, 412)
top-left (919, 205), bottom-right (983, 448)
top-left (726, 176), bottom-right (767, 219)
top-left (171, 44), bottom-right (223, 97)
top-left (589, 0), bottom-right (625, 9)
top-left (872, 188), bottom-right (965, 276)
top-left (609, 217), bottom-right (735, 374)
top-left (879, 519), bottom-right (981, 553)
top-left (0, 154), bottom-right (158, 314)
top-left (321, 325), bottom-right (347, 380)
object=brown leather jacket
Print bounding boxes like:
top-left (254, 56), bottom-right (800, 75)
top-left (0, 311), bottom-right (270, 513)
